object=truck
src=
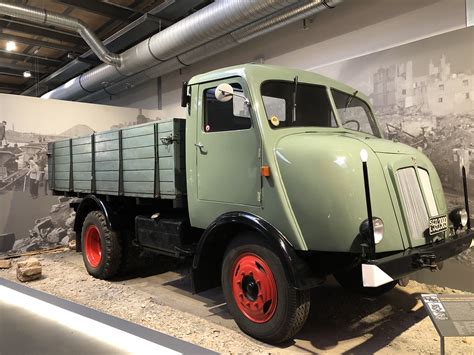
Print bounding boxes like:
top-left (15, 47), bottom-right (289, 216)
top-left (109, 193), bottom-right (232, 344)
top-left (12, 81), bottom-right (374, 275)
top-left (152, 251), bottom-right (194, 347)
top-left (48, 64), bottom-right (473, 343)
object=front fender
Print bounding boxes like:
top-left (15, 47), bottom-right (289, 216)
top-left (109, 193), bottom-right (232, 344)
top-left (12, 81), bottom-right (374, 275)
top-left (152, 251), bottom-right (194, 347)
top-left (192, 212), bottom-right (323, 293)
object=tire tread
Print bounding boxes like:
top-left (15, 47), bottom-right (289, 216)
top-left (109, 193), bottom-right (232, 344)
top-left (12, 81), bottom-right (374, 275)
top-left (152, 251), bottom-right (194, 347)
top-left (222, 234), bottom-right (310, 344)
top-left (82, 210), bottom-right (121, 279)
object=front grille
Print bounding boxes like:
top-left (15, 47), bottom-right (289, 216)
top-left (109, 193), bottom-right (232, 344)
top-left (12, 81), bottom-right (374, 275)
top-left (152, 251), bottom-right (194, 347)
top-left (397, 167), bottom-right (429, 240)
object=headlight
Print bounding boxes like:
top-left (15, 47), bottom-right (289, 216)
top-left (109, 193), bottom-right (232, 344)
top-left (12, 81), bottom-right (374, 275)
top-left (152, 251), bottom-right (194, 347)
top-left (449, 208), bottom-right (468, 230)
top-left (360, 217), bottom-right (384, 244)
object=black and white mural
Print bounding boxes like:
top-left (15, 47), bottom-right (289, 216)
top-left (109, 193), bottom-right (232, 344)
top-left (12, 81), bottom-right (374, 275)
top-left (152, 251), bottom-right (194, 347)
top-left (0, 95), bottom-right (157, 255)
top-left (316, 26), bottom-right (474, 209)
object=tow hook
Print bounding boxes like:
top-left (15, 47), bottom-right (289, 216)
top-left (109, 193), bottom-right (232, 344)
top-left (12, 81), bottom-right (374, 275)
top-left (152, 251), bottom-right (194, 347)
top-left (414, 253), bottom-right (439, 271)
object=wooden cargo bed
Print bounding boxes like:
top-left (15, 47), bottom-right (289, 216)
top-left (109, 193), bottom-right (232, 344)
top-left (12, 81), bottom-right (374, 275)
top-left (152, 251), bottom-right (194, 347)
top-left (48, 118), bottom-right (186, 200)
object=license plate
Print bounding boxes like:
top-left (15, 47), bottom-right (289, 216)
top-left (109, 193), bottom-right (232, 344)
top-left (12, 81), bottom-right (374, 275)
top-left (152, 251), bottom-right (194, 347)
top-left (429, 215), bottom-right (448, 235)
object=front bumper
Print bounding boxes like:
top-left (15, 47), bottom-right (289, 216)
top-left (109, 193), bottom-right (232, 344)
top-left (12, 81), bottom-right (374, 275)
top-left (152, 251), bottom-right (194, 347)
top-left (362, 230), bottom-right (473, 287)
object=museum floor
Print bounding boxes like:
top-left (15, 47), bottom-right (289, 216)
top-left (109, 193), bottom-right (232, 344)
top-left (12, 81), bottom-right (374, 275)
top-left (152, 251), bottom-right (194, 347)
top-left (1, 250), bottom-right (473, 353)
top-left (0, 278), bottom-right (213, 354)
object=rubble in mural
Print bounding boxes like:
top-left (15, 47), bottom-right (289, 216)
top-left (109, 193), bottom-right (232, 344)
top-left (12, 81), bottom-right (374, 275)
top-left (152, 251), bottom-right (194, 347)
top-left (370, 54), bottom-right (473, 195)
top-left (378, 112), bottom-right (474, 195)
top-left (2, 196), bottom-right (77, 255)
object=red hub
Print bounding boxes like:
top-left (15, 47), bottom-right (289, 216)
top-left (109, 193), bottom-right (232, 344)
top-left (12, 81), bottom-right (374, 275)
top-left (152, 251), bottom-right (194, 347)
top-left (231, 253), bottom-right (277, 323)
top-left (84, 225), bottom-right (102, 267)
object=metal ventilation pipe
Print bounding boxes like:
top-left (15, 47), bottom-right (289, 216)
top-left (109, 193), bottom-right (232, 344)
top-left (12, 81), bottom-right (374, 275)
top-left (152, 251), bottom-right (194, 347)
top-left (80, 0), bottom-right (342, 103)
top-left (41, 0), bottom-right (296, 101)
top-left (0, 1), bottom-right (121, 66)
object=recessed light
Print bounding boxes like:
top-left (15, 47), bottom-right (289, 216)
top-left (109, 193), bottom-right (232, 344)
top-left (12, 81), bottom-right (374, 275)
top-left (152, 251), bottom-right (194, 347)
top-left (6, 41), bottom-right (17, 52)
top-left (23, 71), bottom-right (32, 78)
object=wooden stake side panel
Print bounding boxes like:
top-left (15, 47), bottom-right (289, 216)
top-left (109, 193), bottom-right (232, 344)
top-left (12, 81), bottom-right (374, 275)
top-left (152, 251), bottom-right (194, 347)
top-left (50, 118), bottom-right (186, 200)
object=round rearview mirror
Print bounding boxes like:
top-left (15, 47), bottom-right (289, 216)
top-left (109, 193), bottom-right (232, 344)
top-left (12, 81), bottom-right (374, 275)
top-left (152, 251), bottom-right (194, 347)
top-left (215, 83), bottom-right (233, 102)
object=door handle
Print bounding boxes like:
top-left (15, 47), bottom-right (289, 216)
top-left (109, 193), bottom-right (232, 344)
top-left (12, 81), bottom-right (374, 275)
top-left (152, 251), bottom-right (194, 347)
top-left (194, 143), bottom-right (207, 154)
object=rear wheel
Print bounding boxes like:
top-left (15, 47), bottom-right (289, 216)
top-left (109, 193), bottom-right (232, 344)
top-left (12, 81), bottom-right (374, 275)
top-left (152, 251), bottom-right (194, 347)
top-left (81, 211), bottom-right (121, 279)
top-left (334, 264), bottom-right (397, 297)
top-left (221, 234), bottom-right (310, 344)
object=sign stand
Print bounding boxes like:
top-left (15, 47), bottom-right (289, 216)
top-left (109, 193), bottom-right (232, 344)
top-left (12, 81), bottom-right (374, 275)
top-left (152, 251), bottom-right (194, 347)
top-left (421, 294), bottom-right (474, 355)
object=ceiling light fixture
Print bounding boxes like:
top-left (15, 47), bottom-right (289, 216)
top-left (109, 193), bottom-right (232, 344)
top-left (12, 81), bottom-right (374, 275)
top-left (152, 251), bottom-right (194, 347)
top-left (5, 41), bottom-right (17, 52)
top-left (23, 71), bottom-right (32, 78)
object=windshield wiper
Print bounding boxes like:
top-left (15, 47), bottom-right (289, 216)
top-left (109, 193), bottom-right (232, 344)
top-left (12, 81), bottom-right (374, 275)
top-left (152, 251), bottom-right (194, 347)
top-left (344, 89), bottom-right (358, 112)
top-left (292, 75), bottom-right (298, 122)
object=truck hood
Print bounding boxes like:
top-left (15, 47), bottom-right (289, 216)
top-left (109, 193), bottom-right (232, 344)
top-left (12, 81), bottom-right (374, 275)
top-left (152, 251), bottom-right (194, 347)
top-left (273, 131), bottom-right (448, 253)
top-left (273, 132), bottom-right (405, 253)
top-left (343, 133), bottom-right (420, 155)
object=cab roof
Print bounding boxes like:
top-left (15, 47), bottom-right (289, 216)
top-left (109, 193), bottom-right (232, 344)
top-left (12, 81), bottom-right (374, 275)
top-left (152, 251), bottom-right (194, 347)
top-left (187, 64), bottom-right (369, 101)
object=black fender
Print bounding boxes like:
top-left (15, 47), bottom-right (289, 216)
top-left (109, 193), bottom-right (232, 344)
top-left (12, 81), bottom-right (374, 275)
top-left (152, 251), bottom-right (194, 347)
top-left (72, 195), bottom-right (122, 251)
top-left (192, 211), bottom-right (323, 293)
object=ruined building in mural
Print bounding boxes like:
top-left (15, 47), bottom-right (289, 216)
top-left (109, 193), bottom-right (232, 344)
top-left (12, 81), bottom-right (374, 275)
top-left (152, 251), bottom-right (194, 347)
top-left (370, 55), bottom-right (473, 195)
top-left (372, 55), bottom-right (473, 116)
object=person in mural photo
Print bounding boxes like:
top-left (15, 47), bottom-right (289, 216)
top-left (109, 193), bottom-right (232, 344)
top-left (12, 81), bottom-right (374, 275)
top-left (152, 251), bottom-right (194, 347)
top-left (35, 148), bottom-right (48, 195)
top-left (43, 163), bottom-right (49, 195)
top-left (27, 157), bottom-right (40, 199)
top-left (0, 120), bottom-right (7, 146)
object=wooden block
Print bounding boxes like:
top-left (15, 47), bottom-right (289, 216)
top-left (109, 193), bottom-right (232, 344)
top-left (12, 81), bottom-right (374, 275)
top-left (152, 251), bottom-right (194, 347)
top-left (0, 259), bottom-right (12, 269)
top-left (17, 266), bottom-right (42, 282)
top-left (17, 258), bottom-right (42, 282)
top-left (17, 257), bottom-right (41, 268)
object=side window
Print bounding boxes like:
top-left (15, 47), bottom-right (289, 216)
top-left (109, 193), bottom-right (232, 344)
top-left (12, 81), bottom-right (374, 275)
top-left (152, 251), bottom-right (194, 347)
top-left (331, 89), bottom-right (379, 136)
top-left (204, 83), bottom-right (251, 133)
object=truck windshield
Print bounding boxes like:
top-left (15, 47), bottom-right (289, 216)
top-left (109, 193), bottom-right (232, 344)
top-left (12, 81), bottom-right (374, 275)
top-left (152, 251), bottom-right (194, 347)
top-left (261, 80), bottom-right (337, 129)
top-left (331, 89), bottom-right (381, 137)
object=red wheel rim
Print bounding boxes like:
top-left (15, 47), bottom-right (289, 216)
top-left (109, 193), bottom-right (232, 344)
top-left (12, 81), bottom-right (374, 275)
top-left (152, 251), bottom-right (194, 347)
top-left (84, 225), bottom-right (102, 267)
top-left (230, 253), bottom-right (277, 323)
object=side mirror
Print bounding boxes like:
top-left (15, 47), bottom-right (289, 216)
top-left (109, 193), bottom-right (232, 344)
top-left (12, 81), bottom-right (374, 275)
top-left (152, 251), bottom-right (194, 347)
top-left (215, 83), bottom-right (234, 102)
top-left (215, 83), bottom-right (251, 118)
top-left (181, 81), bottom-right (190, 108)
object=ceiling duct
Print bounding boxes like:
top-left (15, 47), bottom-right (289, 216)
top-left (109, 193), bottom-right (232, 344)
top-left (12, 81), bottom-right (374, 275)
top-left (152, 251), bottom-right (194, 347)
top-left (41, 0), bottom-right (297, 101)
top-left (81, 0), bottom-right (342, 103)
top-left (0, 1), bottom-right (121, 66)
top-left (5, 0), bottom-right (341, 101)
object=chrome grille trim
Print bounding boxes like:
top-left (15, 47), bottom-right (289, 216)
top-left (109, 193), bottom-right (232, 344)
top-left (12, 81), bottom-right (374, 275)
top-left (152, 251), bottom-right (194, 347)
top-left (418, 168), bottom-right (439, 216)
top-left (397, 167), bottom-right (429, 240)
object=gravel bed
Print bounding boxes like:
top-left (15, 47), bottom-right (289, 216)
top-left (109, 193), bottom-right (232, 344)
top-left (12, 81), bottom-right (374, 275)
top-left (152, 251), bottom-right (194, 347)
top-left (1, 250), bottom-right (473, 354)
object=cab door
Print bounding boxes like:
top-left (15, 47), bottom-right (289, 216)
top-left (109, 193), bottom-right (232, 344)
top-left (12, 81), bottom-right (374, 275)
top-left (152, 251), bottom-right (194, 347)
top-left (196, 78), bottom-right (260, 206)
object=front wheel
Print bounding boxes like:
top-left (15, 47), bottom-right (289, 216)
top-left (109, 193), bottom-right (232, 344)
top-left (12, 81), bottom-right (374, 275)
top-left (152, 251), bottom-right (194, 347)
top-left (221, 234), bottom-right (310, 344)
top-left (81, 211), bottom-right (122, 279)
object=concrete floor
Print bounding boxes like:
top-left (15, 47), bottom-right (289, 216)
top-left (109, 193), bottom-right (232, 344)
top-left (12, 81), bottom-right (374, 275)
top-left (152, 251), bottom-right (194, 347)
top-left (0, 302), bottom-right (126, 355)
top-left (0, 277), bottom-right (215, 355)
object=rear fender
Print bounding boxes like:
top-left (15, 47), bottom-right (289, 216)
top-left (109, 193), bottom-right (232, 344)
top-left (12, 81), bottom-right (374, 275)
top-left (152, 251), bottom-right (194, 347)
top-left (72, 195), bottom-right (120, 251)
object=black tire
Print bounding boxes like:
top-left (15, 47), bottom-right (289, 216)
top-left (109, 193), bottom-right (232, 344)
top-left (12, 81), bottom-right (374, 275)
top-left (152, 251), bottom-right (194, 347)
top-left (81, 210), bottom-right (122, 279)
top-left (334, 264), bottom-right (397, 297)
top-left (221, 234), bottom-right (310, 344)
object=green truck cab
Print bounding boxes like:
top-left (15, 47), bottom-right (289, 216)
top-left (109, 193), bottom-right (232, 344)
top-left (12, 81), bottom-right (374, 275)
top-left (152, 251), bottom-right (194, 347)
top-left (49, 64), bottom-right (473, 343)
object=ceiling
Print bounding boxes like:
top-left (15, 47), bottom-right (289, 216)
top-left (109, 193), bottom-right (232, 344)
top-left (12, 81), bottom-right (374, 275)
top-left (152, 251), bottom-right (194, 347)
top-left (0, 0), bottom-right (211, 96)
